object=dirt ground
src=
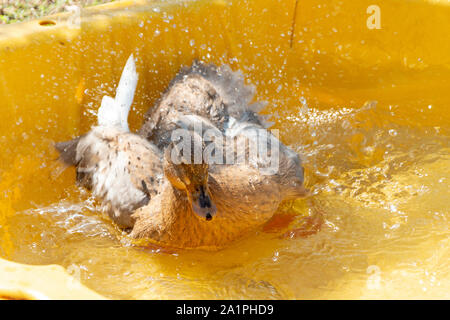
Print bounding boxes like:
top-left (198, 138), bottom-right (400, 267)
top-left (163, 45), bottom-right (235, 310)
top-left (0, 0), bottom-right (115, 24)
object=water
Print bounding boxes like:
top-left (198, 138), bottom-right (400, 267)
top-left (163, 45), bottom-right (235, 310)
top-left (0, 0), bottom-right (449, 299)
top-left (1, 81), bottom-right (448, 299)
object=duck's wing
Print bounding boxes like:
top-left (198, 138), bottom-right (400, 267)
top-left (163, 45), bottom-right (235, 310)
top-left (138, 63), bottom-right (227, 147)
top-left (115, 132), bottom-right (164, 202)
top-left (56, 127), bottom-right (163, 228)
top-left (181, 62), bottom-right (271, 128)
top-left (55, 136), bottom-right (83, 167)
top-left (138, 61), bottom-right (271, 148)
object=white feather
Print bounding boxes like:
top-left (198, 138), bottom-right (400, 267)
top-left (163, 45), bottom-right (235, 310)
top-left (97, 54), bottom-right (138, 132)
top-left (98, 96), bottom-right (120, 128)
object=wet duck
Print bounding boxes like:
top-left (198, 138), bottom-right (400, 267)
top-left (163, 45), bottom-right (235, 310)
top-left (56, 56), bottom-right (307, 248)
top-left (130, 62), bottom-right (307, 248)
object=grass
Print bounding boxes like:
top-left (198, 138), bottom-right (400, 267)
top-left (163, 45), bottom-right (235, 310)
top-left (0, 0), bottom-right (116, 24)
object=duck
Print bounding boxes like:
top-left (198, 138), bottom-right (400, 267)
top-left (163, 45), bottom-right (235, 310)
top-left (56, 55), bottom-right (307, 249)
top-left (131, 61), bottom-right (307, 248)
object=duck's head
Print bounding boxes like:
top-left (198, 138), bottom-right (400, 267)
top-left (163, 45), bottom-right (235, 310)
top-left (163, 141), bottom-right (217, 221)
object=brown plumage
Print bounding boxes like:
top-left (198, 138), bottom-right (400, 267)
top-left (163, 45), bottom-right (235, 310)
top-left (129, 61), bottom-right (306, 248)
top-left (130, 154), bottom-right (306, 249)
top-left (138, 61), bottom-right (270, 149)
top-left (56, 58), bottom-right (307, 249)
top-left (56, 126), bottom-right (163, 228)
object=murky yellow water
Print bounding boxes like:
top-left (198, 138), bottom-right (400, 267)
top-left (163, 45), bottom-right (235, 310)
top-left (0, 0), bottom-right (449, 299)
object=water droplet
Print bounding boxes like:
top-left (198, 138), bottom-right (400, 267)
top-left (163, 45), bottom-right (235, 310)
top-left (389, 204), bottom-right (398, 212)
top-left (388, 129), bottom-right (398, 137)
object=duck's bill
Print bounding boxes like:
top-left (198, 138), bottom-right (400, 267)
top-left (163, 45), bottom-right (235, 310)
top-left (190, 186), bottom-right (217, 221)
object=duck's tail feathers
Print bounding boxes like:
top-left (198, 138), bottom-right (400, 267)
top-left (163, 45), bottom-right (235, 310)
top-left (97, 54), bottom-right (138, 131)
top-left (178, 61), bottom-right (272, 128)
top-left (115, 54), bottom-right (138, 128)
top-left (54, 137), bottom-right (81, 166)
